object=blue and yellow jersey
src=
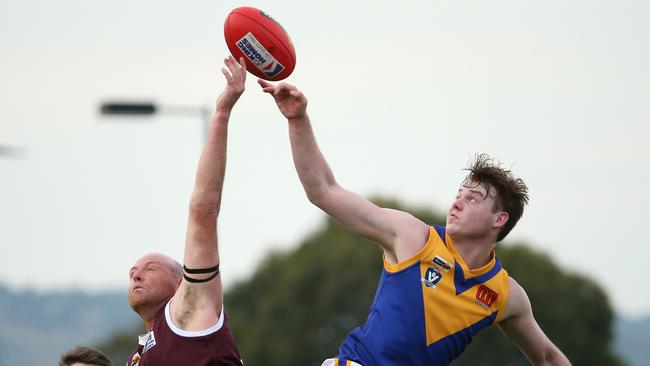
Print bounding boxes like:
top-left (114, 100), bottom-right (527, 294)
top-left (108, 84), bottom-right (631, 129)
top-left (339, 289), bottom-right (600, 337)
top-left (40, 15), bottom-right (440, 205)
top-left (337, 225), bottom-right (510, 366)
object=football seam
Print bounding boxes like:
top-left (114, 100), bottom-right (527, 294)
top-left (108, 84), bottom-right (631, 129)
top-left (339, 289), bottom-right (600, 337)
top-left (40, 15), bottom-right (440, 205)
top-left (228, 11), bottom-right (296, 67)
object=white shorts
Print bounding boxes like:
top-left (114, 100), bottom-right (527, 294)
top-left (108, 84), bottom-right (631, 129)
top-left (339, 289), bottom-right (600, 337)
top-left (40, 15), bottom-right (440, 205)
top-left (321, 358), bottom-right (363, 366)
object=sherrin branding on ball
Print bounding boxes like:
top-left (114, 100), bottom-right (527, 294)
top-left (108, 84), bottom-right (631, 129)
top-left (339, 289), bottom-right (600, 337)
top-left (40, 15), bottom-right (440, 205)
top-left (224, 7), bottom-right (296, 81)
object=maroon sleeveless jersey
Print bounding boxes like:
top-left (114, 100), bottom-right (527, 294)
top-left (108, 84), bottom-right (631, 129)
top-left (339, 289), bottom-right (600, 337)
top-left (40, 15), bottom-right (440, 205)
top-left (128, 301), bottom-right (243, 366)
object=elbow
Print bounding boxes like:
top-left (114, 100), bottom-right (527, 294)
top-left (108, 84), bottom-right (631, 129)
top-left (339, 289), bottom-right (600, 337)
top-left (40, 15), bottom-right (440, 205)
top-left (304, 182), bottom-right (337, 209)
top-left (305, 189), bottom-right (325, 207)
top-left (298, 168), bottom-right (338, 208)
top-left (189, 194), bottom-right (221, 217)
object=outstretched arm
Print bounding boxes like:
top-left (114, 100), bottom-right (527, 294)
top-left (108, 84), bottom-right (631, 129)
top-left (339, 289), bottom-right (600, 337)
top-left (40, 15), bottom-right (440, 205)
top-left (499, 278), bottom-right (571, 365)
top-left (258, 80), bottom-right (429, 263)
top-left (171, 56), bottom-right (246, 331)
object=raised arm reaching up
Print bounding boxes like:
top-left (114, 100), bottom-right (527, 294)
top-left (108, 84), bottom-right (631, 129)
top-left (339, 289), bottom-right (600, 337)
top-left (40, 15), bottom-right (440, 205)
top-left (258, 80), bottom-right (429, 264)
top-left (171, 55), bottom-right (246, 330)
top-left (127, 56), bottom-right (246, 366)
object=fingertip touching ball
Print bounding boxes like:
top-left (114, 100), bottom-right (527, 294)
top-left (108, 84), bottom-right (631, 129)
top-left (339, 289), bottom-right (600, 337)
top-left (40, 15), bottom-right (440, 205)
top-left (224, 7), bottom-right (296, 81)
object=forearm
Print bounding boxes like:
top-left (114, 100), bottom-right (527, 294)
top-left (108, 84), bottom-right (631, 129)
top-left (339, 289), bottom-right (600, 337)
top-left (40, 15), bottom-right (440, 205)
top-left (287, 115), bottom-right (337, 203)
top-left (183, 105), bottom-right (231, 268)
top-left (190, 108), bottom-right (231, 212)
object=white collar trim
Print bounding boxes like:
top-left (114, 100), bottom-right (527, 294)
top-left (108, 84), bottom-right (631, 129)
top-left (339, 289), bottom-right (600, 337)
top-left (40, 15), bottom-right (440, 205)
top-left (164, 300), bottom-right (225, 337)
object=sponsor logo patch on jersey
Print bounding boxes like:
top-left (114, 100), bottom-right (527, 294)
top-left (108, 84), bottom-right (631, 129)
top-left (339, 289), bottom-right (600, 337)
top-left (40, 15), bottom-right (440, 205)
top-left (236, 32), bottom-right (285, 78)
top-left (475, 285), bottom-right (499, 310)
top-left (433, 255), bottom-right (453, 272)
top-left (422, 267), bottom-right (442, 288)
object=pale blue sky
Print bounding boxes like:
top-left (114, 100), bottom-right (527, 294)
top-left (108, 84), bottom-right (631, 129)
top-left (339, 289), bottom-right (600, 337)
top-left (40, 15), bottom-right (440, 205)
top-left (1, 0), bottom-right (649, 316)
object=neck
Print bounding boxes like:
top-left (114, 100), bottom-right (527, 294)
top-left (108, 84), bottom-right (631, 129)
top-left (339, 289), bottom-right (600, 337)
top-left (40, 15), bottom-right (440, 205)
top-left (143, 317), bottom-right (155, 332)
top-left (450, 235), bottom-right (496, 269)
top-left (137, 302), bottom-right (166, 331)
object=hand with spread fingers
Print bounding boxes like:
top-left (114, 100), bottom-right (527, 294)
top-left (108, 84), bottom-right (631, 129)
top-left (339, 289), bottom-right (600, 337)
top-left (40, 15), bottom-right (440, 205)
top-left (258, 79), bottom-right (308, 121)
top-left (217, 55), bottom-right (247, 112)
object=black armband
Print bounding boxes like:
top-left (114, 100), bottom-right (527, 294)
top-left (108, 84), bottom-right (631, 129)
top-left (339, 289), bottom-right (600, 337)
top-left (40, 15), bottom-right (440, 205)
top-left (183, 264), bottom-right (220, 283)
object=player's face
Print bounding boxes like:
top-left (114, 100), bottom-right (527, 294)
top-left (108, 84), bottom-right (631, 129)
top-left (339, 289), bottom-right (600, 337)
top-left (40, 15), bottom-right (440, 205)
top-left (446, 181), bottom-right (502, 241)
top-left (128, 254), bottom-right (178, 312)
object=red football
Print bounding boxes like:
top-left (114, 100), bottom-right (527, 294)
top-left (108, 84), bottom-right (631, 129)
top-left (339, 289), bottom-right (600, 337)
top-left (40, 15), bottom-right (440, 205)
top-left (224, 7), bottom-right (296, 81)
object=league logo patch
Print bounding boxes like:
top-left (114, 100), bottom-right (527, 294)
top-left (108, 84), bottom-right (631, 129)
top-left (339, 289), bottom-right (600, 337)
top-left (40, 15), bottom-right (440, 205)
top-left (422, 267), bottom-right (442, 288)
top-left (236, 32), bottom-right (286, 79)
top-left (433, 255), bottom-right (453, 272)
top-left (475, 285), bottom-right (499, 310)
top-left (142, 331), bottom-right (156, 353)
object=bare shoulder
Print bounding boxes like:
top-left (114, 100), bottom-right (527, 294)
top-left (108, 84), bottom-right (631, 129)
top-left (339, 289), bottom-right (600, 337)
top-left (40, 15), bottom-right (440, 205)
top-left (503, 277), bottom-right (532, 320)
top-left (387, 208), bottom-right (429, 234)
top-left (385, 209), bottom-right (430, 262)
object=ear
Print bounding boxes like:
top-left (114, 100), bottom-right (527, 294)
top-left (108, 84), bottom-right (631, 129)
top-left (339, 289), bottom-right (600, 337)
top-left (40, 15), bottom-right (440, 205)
top-left (493, 211), bottom-right (509, 229)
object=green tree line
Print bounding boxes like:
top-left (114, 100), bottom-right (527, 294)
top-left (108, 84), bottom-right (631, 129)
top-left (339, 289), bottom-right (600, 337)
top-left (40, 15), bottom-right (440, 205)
top-left (99, 199), bottom-right (624, 365)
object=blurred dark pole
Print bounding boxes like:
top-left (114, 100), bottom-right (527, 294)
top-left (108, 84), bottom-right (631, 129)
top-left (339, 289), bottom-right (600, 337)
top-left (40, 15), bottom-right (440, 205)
top-left (99, 101), bottom-right (210, 141)
top-left (101, 102), bottom-right (157, 115)
top-left (0, 144), bottom-right (25, 158)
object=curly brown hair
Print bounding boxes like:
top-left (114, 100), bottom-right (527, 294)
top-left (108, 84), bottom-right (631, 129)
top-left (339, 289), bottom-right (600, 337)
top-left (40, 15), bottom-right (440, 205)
top-left (59, 346), bottom-right (112, 366)
top-left (463, 153), bottom-right (529, 242)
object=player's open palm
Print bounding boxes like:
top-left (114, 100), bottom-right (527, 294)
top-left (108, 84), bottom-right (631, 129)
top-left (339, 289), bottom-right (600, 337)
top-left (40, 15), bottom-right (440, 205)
top-left (258, 80), bottom-right (308, 120)
top-left (217, 55), bottom-right (246, 111)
